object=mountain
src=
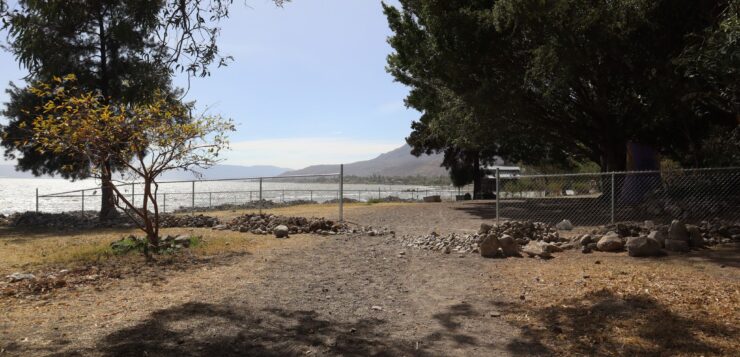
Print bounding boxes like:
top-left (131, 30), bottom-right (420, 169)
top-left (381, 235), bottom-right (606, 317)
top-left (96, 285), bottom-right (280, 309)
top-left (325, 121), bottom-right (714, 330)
top-left (283, 144), bottom-right (448, 177)
top-left (0, 164), bottom-right (290, 180)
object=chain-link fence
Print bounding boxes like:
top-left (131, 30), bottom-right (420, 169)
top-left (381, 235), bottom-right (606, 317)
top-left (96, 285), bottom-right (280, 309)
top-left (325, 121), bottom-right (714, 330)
top-left (34, 168), bottom-right (473, 218)
top-left (494, 167), bottom-right (740, 225)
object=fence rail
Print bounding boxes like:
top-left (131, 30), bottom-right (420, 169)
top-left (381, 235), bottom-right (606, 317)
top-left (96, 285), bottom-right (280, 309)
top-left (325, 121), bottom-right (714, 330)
top-left (34, 166), bottom-right (740, 226)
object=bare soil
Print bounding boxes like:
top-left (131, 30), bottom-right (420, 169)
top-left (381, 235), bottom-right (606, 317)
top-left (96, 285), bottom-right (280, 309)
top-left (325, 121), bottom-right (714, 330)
top-left (1, 202), bottom-right (738, 356)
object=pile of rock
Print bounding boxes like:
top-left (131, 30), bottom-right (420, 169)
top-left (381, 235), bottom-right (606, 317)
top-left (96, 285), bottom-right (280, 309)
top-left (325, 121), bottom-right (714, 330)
top-left (398, 221), bottom-right (563, 256)
top-left (159, 214), bottom-right (220, 228)
top-left (219, 213), bottom-right (390, 237)
top-left (400, 219), bottom-right (740, 259)
top-left (4, 211), bottom-right (104, 229)
top-left (399, 232), bottom-right (481, 254)
top-left (480, 221), bottom-right (562, 244)
top-left (573, 219), bottom-right (740, 256)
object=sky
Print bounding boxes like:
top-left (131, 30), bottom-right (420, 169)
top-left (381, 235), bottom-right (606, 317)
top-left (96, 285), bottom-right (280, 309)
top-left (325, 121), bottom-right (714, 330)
top-left (0, 0), bottom-right (419, 170)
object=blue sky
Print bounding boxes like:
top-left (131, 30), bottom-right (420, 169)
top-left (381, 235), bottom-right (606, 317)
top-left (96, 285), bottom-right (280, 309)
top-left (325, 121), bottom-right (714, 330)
top-left (0, 0), bottom-right (418, 169)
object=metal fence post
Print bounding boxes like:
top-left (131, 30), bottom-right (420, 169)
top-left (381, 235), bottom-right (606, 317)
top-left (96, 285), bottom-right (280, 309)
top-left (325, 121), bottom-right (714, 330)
top-left (310, 190), bottom-right (313, 202)
top-left (191, 181), bottom-right (195, 215)
top-left (36, 188), bottom-right (39, 213)
top-left (131, 183), bottom-right (135, 207)
top-left (611, 172), bottom-right (615, 224)
top-left (209, 192), bottom-right (212, 209)
top-left (259, 178), bottom-right (263, 215)
top-left (339, 164), bottom-right (344, 222)
top-left (496, 168), bottom-right (500, 224)
top-left (81, 190), bottom-right (85, 213)
top-left (163, 193), bottom-right (166, 213)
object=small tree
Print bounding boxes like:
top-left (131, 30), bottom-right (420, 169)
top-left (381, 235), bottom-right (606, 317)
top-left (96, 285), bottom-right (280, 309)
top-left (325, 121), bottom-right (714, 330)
top-left (29, 74), bottom-right (234, 255)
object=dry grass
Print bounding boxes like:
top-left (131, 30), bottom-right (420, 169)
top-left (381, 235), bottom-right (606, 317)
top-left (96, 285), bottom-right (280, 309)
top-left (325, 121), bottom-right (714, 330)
top-left (0, 226), bottom-right (320, 275)
top-left (185, 201), bottom-right (417, 221)
top-left (485, 249), bottom-right (740, 356)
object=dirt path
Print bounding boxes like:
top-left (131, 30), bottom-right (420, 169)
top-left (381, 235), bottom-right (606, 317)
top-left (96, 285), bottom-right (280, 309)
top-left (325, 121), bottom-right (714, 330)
top-left (27, 236), bottom-right (529, 356)
top-left (2, 202), bottom-right (737, 356)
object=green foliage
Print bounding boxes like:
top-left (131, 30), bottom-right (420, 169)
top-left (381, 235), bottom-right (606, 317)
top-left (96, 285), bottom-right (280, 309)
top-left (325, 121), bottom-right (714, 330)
top-left (29, 75), bottom-right (233, 251)
top-left (0, 0), bottom-right (287, 192)
top-left (384, 0), bottom-right (739, 172)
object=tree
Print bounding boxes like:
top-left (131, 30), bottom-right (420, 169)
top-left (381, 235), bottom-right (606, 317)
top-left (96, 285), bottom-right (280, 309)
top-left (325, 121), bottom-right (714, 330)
top-left (29, 75), bottom-right (233, 256)
top-left (384, 0), bottom-right (738, 173)
top-left (0, 0), bottom-right (286, 220)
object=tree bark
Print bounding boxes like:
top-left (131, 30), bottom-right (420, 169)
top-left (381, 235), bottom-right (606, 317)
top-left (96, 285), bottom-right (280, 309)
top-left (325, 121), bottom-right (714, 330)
top-left (99, 161), bottom-right (117, 222)
top-left (472, 151), bottom-right (481, 199)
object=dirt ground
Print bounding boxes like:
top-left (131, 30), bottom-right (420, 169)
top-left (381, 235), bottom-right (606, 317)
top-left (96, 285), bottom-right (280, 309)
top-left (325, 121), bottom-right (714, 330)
top-left (1, 202), bottom-right (738, 356)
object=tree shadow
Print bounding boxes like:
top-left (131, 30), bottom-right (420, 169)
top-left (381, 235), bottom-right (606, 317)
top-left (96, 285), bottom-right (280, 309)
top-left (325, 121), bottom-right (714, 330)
top-left (665, 242), bottom-right (740, 268)
top-left (502, 289), bottom-right (736, 356)
top-left (39, 302), bottom-right (426, 357)
top-left (427, 303), bottom-right (480, 346)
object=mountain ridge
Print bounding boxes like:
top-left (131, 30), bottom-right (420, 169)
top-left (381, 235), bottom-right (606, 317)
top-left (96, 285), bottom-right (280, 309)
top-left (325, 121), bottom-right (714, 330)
top-left (283, 144), bottom-right (448, 177)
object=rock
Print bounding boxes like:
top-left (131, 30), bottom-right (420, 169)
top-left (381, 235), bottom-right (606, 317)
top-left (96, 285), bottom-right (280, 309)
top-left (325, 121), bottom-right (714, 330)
top-left (686, 225), bottom-right (704, 247)
top-left (578, 234), bottom-right (593, 247)
top-left (644, 220), bottom-right (655, 230)
top-left (626, 236), bottom-right (663, 257)
top-left (173, 235), bottom-right (191, 247)
top-left (371, 306), bottom-right (383, 311)
top-left (478, 223), bottom-right (493, 235)
top-left (544, 243), bottom-right (562, 253)
top-left (556, 219), bottom-right (574, 231)
top-left (581, 245), bottom-right (592, 254)
top-left (273, 225), bottom-right (290, 238)
top-left (488, 311), bottom-right (502, 317)
top-left (597, 234), bottom-right (625, 252)
top-left (587, 243), bottom-right (599, 252)
top-left (7, 272), bottom-right (35, 282)
top-left (669, 220), bottom-right (689, 242)
top-left (664, 239), bottom-right (690, 252)
top-left (479, 235), bottom-right (501, 258)
top-left (498, 235), bottom-right (520, 256)
top-left (522, 241), bottom-right (552, 259)
top-left (212, 224), bottom-right (229, 230)
top-left (647, 230), bottom-right (667, 248)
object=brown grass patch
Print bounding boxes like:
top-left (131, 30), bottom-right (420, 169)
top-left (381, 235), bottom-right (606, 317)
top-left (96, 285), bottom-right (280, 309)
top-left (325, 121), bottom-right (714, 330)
top-left (486, 249), bottom-right (740, 356)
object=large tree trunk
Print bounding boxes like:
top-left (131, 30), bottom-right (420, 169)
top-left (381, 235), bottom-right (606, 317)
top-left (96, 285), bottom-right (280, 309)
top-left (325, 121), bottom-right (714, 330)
top-left (99, 161), bottom-right (117, 222)
top-left (472, 151), bottom-right (482, 199)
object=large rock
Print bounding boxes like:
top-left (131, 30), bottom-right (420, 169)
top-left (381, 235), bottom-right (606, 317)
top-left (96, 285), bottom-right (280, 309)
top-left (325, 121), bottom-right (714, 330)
top-left (522, 241), bottom-right (552, 259)
top-left (647, 230), bottom-right (667, 248)
top-left (273, 225), bottom-right (290, 238)
top-left (576, 234), bottom-right (593, 247)
top-left (626, 236), bottom-right (663, 257)
top-left (686, 225), bottom-right (704, 247)
top-left (174, 234), bottom-right (192, 247)
top-left (669, 220), bottom-right (689, 242)
top-left (556, 219), bottom-right (574, 231)
top-left (664, 239), bottom-right (690, 252)
top-left (479, 234), bottom-right (501, 258)
top-left (498, 235), bottom-right (520, 256)
top-left (597, 234), bottom-right (625, 252)
top-left (479, 223), bottom-right (493, 235)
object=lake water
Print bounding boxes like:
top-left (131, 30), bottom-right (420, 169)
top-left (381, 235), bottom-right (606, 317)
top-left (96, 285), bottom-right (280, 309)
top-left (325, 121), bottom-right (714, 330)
top-left (0, 178), bottom-right (464, 215)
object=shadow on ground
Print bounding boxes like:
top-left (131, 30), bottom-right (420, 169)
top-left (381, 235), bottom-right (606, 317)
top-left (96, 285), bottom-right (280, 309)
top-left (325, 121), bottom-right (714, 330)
top-left (502, 289), bottom-right (736, 356)
top-left (39, 302), bottom-right (425, 357)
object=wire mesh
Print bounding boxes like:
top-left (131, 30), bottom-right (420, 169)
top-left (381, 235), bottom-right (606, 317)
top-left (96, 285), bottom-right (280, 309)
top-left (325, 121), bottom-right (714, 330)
top-left (497, 168), bottom-right (740, 225)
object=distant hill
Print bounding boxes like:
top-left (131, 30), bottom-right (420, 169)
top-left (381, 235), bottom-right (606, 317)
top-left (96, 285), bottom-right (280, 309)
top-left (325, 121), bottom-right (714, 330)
top-left (0, 164), bottom-right (290, 180)
top-left (283, 144), bottom-right (448, 177)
